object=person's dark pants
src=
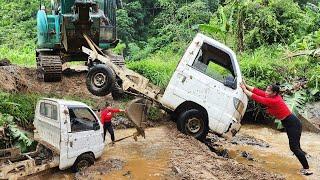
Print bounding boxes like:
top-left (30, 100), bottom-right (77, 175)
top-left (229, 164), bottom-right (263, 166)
top-left (282, 114), bottom-right (309, 169)
top-left (103, 122), bottom-right (115, 142)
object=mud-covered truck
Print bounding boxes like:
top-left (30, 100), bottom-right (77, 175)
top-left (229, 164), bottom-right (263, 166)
top-left (0, 98), bottom-right (104, 179)
top-left (83, 33), bottom-right (248, 140)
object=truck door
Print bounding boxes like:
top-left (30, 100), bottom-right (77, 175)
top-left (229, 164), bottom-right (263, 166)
top-left (33, 100), bottom-right (60, 152)
top-left (66, 107), bottom-right (103, 159)
top-left (189, 41), bottom-right (238, 133)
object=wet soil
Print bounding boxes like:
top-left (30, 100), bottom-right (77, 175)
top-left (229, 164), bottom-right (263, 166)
top-left (33, 124), bottom-right (286, 180)
top-left (2, 66), bottom-right (320, 179)
top-left (0, 66), bottom-right (113, 105)
top-left (224, 124), bottom-right (320, 180)
top-left (75, 158), bottom-right (125, 179)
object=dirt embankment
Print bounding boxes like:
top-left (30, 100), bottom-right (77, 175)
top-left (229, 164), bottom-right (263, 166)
top-left (0, 65), bottom-right (97, 99)
top-left (165, 123), bottom-right (284, 180)
top-left (0, 65), bottom-right (120, 115)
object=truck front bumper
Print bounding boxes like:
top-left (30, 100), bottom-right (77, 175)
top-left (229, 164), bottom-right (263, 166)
top-left (222, 120), bottom-right (241, 139)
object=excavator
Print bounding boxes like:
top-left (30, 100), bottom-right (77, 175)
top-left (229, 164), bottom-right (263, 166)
top-left (36, 0), bottom-right (124, 82)
top-left (36, 0), bottom-right (151, 137)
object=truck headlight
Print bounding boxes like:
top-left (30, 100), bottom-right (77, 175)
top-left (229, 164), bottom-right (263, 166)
top-left (233, 97), bottom-right (245, 114)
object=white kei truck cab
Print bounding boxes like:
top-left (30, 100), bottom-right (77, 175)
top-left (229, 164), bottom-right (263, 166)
top-left (160, 33), bottom-right (248, 139)
top-left (0, 98), bottom-right (104, 179)
top-left (84, 33), bottom-right (248, 140)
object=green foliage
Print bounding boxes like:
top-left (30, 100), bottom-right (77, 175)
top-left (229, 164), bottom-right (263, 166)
top-left (291, 30), bottom-right (320, 50)
top-left (243, 0), bottom-right (309, 49)
top-left (0, 0), bottom-right (38, 66)
top-left (199, 6), bottom-right (234, 45)
top-left (147, 106), bottom-right (162, 121)
top-left (0, 46), bottom-right (35, 67)
top-left (239, 45), bottom-right (319, 90)
top-left (200, 0), bottom-right (320, 50)
top-left (0, 92), bottom-right (40, 128)
top-left (0, 114), bottom-right (34, 152)
top-left (127, 50), bottom-right (180, 88)
top-left (8, 123), bottom-right (35, 152)
top-left (284, 90), bottom-right (307, 114)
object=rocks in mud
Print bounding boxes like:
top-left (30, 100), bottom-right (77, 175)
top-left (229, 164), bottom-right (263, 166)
top-left (240, 151), bottom-right (254, 161)
top-left (75, 158), bottom-right (124, 179)
top-left (172, 166), bottom-right (182, 175)
top-left (231, 134), bottom-right (270, 148)
top-left (0, 59), bottom-right (11, 66)
top-left (122, 170), bottom-right (131, 177)
top-left (112, 116), bottom-right (134, 129)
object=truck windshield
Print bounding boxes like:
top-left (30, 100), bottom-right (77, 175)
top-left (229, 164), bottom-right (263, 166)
top-left (192, 42), bottom-right (235, 84)
top-left (68, 107), bottom-right (97, 132)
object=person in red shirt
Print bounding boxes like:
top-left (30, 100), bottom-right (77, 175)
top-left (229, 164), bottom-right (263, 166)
top-left (100, 102), bottom-right (124, 143)
top-left (240, 81), bottom-right (313, 176)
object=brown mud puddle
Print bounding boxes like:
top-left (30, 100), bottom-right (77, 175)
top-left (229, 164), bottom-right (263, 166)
top-left (226, 124), bottom-right (320, 180)
top-left (28, 124), bottom-right (319, 180)
top-left (97, 128), bottom-right (171, 179)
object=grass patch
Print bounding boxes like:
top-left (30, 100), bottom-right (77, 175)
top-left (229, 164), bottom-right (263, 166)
top-left (127, 50), bottom-right (180, 88)
top-left (0, 45), bottom-right (35, 67)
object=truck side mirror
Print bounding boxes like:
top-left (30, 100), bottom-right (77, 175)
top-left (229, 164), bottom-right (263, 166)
top-left (224, 75), bottom-right (236, 89)
top-left (93, 122), bottom-right (100, 131)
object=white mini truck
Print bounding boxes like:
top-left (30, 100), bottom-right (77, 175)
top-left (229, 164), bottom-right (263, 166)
top-left (84, 33), bottom-right (248, 139)
top-left (0, 98), bottom-right (104, 179)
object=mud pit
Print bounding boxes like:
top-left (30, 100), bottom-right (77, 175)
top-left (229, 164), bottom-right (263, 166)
top-left (30, 124), bottom-right (287, 180)
top-left (1, 66), bottom-right (320, 179)
top-left (225, 124), bottom-right (320, 180)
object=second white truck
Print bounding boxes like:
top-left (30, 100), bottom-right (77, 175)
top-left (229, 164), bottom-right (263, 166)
top-left (0, 98), bottom-right (104, 179)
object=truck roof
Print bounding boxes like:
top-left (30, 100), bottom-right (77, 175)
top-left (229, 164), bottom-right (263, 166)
top-left (196, 33), bottom-right (236, 57)
top-left (41, 98), bottom-right (88, 107)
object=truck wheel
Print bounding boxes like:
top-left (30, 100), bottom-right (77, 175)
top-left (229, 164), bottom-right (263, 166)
top-left (177, 109), bottom-right (209, 140)
top-left (72, 153), bottom-right (95, 172)
top-left (86, 64), bottom-right (115, 96)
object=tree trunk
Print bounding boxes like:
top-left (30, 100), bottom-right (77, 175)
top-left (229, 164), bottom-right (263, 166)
top-left (236, 9), bottom-right (244, 52)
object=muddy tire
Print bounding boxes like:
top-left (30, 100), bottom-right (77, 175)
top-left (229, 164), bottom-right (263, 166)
top-left (72, 153), bottom-right (95, 172)
top-left (86, 64), bottom-right (115, 96)
top-left (177, 109), bottom-right (209, 140)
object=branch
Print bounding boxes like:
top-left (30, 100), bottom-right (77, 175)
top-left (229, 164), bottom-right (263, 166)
top-left (283, 48), bottom-right (320, 59)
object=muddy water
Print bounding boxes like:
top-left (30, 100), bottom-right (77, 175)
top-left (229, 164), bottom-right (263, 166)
top-left (28, 124), bottom-right (320, 179)
top-left (30, 127), bottom-right (172, 180)
top-left (227, 124), bottom-right (320, 180)
top-left (98, 127), bottom-right (171, 179)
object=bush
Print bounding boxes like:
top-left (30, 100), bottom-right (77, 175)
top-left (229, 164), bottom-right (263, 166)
top-left (127, 50), bottom-right (180, 88)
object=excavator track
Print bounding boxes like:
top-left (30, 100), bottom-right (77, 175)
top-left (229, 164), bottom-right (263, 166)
top-left (37, 54), bottom-right (62, 82)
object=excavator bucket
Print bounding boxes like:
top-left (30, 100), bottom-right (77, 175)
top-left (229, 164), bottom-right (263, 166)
top-left (125, 98), bottom-right (151, 139)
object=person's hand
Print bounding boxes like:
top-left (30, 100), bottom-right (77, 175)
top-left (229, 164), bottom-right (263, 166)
top-left (240, 82), bottom-right (246, 90)
top-left (242, 79), bottom-right (247, 86)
